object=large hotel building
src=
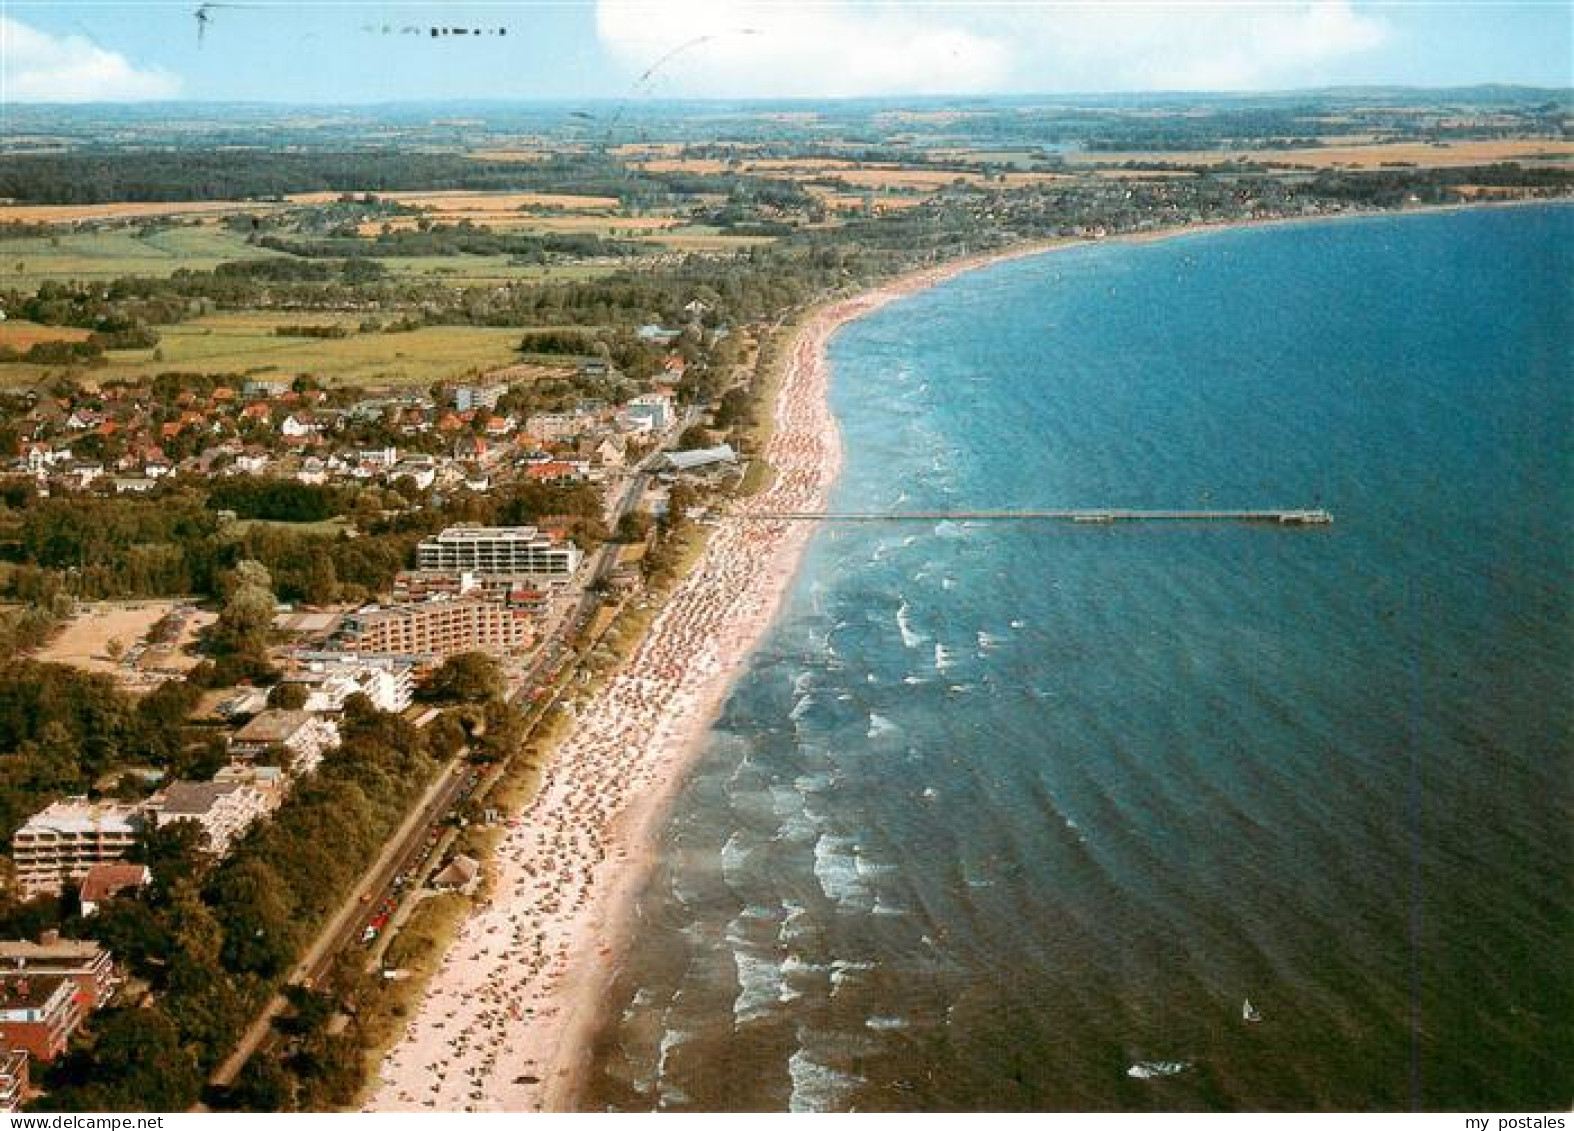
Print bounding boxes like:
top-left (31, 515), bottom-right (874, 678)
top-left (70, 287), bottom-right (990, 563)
top-left (336, 598), bottom-right (535, 662)
top-left (415, 525), bottom-right (581, 582)
top-left (10, 801), bottom-right (144, 899)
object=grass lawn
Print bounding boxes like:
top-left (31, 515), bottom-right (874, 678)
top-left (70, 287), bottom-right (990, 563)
top-left (0, 314), bottom-right (530, 388)
top-left (646, 226), bottom-right (778, 251)
top-left (0, 309), bottom-right (606, 389)
top-left (95, 316), bottom-right (529, 386)
top-left (377, 256), bottom-right (623, 284)
top-left (222, 516), bottom-right (354, 537)
top-left (0, 224), bottom-right (287, 288)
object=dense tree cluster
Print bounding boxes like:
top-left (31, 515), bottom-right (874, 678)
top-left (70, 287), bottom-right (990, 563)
top-left (207, 480), bottom-right (345, 524)
top-left (259, 225), bottom-right (644, 261)
top-left (0, 149), bottom-right (657, 205)
top-left (4, 495), bottom-right (225, 600)
top-left (0, 661), bottom-right (209, 841)
top-left (422, 652), bottom-right (504, 705)
top-left (31, 701), bottom-right (456, 1111)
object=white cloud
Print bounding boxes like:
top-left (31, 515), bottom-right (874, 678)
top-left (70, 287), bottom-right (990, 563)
top-left (595, 1), bottom-right (1013, 98)
top-left (594, 1), bottom-right (1391, 97)
top-left (1, 16), bottom-right (179, 102)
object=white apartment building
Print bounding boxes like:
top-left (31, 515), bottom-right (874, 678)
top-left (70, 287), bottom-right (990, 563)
top-left (623, 392), bottom-right (676, 432)
top-left (0, 933), bottom-right (118, 1008)
top-left (416, 525), bottom-right (582, 581)
top-left (285, 657), bottom-right (415, 714)
top-left (451, 383), bottom-right (507, 412)
top-left (10, 801), bottom-right (145, 899)
top-left (523, 411), bottom-right (596, 442)
top-left (211, 763), bottom-right (286, 805)
top-left (146, 782), bottom-right (270, 858)
top-left (0, 1048), bottom-right (25, 1112)
top-left (228, 710), bottom-right (339, 776)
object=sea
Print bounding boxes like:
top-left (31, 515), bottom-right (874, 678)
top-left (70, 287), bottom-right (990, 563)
top-left (581, 205), bottom-right (1574, 1111)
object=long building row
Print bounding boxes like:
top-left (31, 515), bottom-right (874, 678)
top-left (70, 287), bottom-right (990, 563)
top-left (12, 710), bottom-right (339, 900)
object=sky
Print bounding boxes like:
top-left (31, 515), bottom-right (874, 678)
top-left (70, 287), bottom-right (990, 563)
top-left (0, 1), bottom-right (1569, 104)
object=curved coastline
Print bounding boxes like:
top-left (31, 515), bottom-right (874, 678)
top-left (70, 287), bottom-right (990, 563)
top-left (364, 281), bottom-right (880, 1112)
top-left (363, 198), bottom-right (1564, 1113)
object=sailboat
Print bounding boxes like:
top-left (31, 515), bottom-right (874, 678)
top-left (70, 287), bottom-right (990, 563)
top-left (1242, 998), bottom-right (1262, 1023)
top-left (1127, 1061), bottom-right (1190, 1079)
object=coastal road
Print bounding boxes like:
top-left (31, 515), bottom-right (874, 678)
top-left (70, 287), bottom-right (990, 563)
top-left (210, 414), bottom-right (696, 1098)
top-left (207, 753), bottom-right (472, 1094)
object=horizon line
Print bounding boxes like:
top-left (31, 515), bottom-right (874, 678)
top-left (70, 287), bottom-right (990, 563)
top-left (6, 82), bottom-right (1573, 111)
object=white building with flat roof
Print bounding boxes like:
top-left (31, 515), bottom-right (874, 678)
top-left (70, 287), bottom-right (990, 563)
top-left (663, 443), bottom-right (737, 473)
top-left (0, 933), bottom-right (118, 1008)
top-left (10, 801), bottom-right (145, 899)
top-left (416, 525), bottom-right (581, 581)
top-left (146, 781), bottom-right (269, 858)
top-left (228, 710), bottom-right (339, 775)
top-left (451, 383), bottom-right (507, 412)
top-left (623, 392), bottom-right (675, 432)
top-left (284, 656), bottom-right (415, 714)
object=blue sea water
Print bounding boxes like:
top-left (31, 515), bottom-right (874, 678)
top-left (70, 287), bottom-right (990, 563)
top-left (583, 206), bottom-right (1574, 1111)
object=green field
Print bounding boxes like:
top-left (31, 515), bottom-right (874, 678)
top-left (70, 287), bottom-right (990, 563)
top-left (378, 256), bottom-right (623, 284)
top-left (222, 516), bottom-right (354, 538)
top-left (0, 312), bottom-right (533, 388)
top-left (112, 316), bottom-right (529, 386)
top-left (647, 226), bottom-right (778, 250)
top-left (0, 223), bottom-right (640, 290)
top-left (0, 214), bottom-right (764, 294)
top-left (0, 225), bottom-right (287, 288)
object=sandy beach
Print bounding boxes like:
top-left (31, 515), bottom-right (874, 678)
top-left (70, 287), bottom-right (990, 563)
top-left (363, 199), bottom-right (1564, 1113)
top-left (364, 264), bottom-right (974, 1112)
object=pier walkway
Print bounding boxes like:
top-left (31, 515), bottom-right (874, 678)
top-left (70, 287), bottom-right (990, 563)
top-left (733, 508), bottom-right (1333, 526)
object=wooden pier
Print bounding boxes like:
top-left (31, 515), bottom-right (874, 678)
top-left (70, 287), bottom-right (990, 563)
top-left (734, 509), bottom-right (1333, 526)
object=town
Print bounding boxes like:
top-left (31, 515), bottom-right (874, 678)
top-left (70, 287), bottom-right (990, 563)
top-left (0, 335), bottom-right (748, 1109)
top-left (0, 86), bottom-right (1568, 1112)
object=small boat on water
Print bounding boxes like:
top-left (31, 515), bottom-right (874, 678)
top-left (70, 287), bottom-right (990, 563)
top-left (1243, 998), bottom-right (1262, 1023)
top-left (1127, 1061), bottom-right (1190, 1079)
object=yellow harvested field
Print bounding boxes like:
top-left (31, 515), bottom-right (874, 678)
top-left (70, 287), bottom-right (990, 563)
top-left (1092, 169), bottom-right (1199, 180)
top-left (649, 230), bottom-right (777, 251)
top-left (0, 321), bottom-right (92, 348)
top-left (610, 142), bottom-right (697, 158)
top-left (528, 215), bottom-right (678, 231)
top-left (359, 213), bottom-right (680, 236)
top-left (638, 158), bottom-right (730, 175)
top-left (390, 190), bottom-right (621, 211)
top-left (289, 190), bottom-right (622, 212)
top-left (0, 200), bottom-right (283, 225)
top-left (469, 148), bottom-right (550, 162)
top-left (832, 168), bottom-right (982, 190)
top-left (286, 191), bottom-right (365, 205)
top-left (997, 171), bottom-right (1076, 187)
top-left (636, 158), bottom-right (1069, 192)
top-left (1069, 139), bottom-right (1574, 169)
top-left (483, 361), bottom-right (578, 381)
